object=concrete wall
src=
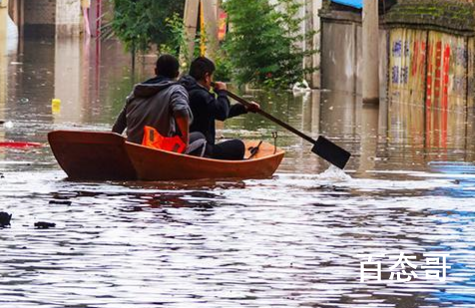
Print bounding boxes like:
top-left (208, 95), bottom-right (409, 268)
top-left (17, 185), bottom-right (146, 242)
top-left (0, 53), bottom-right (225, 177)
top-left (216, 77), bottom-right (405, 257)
top-left (320, 17), bottom-right (388, 97)
top-left (321, 21), bottom-right (474, 147)
top-left (14, 0), bottom-right (81, 38)
top-left (0, 0), bottom-right (7, 41)
top-left (23, 0), bottom-right (56, 37)
top-left (0, 0), bottom-right (18, 54)
top-left (321, 22), bottom-right (359, 93)
top-left (387, 28), bottom-right (471, 148)
top-left (56, 0), bottom-right (81, 37)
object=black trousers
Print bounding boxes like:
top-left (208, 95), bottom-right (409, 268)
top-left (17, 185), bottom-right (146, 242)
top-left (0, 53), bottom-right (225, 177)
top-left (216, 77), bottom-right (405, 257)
top-left (206, 139), bottom-right (245, 160)
top-left (186, 132), bottom-right (207, 156)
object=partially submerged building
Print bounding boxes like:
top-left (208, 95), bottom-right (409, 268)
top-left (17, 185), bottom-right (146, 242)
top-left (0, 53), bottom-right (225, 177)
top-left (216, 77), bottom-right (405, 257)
top-left (1, 0), bottom-right (107, 39)
top-left (319, 0), bottom-right (396, 95)
top-left (320, 0), bottom-right (475, 148)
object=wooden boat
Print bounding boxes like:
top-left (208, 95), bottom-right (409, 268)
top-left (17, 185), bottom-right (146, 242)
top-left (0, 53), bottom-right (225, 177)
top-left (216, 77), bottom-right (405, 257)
top-left (48, 130), bottom-right (285, 181)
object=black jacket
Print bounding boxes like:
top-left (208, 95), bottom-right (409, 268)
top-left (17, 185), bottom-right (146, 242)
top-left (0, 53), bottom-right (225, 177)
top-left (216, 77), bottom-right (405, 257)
top-left (180, 75), bottom-right (247, 145)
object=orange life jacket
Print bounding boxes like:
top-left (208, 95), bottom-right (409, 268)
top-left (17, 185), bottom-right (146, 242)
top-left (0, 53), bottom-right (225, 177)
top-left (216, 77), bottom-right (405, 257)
top-left (142, 126), bottom-right (186, 153)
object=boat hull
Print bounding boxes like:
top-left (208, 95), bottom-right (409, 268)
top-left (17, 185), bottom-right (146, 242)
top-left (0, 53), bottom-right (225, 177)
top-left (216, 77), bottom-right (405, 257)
top-left (48, 131), bottom-right (285, 181)
top-left (48, 131), bottom-right (137, 181)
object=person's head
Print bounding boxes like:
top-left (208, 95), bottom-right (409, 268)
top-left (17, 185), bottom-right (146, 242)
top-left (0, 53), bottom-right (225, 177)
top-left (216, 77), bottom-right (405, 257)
top-left (189, 57), bottom-right (216, 88)
top-left (155, 54), bottom-right (180, 79)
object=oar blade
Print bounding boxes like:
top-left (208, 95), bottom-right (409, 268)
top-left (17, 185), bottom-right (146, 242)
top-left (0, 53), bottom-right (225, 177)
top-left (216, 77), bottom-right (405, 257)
top-left (311, 136), bottom-right (351, 169)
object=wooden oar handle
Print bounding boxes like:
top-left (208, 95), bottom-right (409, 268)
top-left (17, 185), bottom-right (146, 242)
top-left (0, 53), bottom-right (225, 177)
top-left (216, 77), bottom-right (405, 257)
top-left (224, 90), bottom-right (316, 144)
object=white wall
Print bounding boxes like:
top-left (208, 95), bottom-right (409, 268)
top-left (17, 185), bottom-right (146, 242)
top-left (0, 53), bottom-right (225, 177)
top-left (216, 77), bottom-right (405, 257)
top-left (56, 0), bottom-right (81, 37)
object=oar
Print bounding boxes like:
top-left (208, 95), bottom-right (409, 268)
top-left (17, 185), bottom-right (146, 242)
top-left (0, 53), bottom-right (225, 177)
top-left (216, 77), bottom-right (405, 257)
top-left (225, 90), bottom-right (351, 169)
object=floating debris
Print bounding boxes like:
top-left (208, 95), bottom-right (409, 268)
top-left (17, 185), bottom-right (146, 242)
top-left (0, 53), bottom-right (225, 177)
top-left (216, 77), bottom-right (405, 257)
top-left (34, 222), bottom-right (56, 229)
top-left (0, 212), bottom-right (12, 227)
top-left (121, 206), bottom-right (144, 212)
top-left (48, 200), bottom-right (72, 206)
top-left (292, 80), bottom-right (311, 94)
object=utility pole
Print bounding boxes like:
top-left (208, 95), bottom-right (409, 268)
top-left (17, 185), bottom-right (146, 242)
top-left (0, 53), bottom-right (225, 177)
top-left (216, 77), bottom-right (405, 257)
top-left (362, 0), bottom-right (379, 104)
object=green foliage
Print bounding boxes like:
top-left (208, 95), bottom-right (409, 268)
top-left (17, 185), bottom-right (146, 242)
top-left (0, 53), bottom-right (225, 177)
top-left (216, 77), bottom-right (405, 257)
top-left (224, 0), bottom-right (317, 89)
top-left (109, 0), bottom-right (185, 53)
top-left (162, 13), bottom-right (205, 74)
top-left (213, 47), bottom-right (234, 82)
top-left (160, 13), bottom-right (188, 57)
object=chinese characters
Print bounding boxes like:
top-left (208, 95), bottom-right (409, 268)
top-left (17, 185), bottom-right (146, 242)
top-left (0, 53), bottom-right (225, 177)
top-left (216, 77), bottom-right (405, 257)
top-left (360, 252), bottom-right (450, 283)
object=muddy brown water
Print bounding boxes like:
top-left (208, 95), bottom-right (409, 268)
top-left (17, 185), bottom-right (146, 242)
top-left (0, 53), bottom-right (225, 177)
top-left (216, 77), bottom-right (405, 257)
top-left (0, 38), bottom-right (474, 308)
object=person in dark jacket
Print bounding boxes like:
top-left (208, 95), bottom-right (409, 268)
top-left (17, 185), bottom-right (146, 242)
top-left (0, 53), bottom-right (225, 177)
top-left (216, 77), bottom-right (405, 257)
top-left (112, 54), bottom-right (205, 156)
top-left (180, 57), bottom-right (260, 160)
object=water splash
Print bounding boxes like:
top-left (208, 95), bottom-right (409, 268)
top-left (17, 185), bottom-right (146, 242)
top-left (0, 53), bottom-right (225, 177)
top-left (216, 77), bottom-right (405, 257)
top-left (315, 165), bottom-right (352, 182)
top-left (3, 121), bottom-right (14, 129)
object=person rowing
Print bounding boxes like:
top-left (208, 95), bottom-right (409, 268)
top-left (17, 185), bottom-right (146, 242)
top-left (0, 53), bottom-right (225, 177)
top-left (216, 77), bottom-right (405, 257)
top-left (180, 57), bottom-right (260, 160)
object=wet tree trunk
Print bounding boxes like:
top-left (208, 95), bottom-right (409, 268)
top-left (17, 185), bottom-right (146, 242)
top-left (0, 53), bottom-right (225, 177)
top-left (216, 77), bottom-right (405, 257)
top-left (131, 42), bottom-right (136, 78)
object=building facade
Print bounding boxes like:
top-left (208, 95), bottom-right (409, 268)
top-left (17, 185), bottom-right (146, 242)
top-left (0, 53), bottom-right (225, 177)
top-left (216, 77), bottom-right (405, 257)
top-left (320, 0), bottom-right (475, 149)
top-left (3, 0), bottom-right (103, 39)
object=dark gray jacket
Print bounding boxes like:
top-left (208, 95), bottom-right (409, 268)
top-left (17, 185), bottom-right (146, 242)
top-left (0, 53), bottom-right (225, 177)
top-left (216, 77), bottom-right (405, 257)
top-left (112, 77), bottom-right (192, 144)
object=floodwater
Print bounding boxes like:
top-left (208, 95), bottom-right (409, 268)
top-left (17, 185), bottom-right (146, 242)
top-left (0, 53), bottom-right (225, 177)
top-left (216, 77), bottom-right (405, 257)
top-left (0, 38), bottom-right (475, 308)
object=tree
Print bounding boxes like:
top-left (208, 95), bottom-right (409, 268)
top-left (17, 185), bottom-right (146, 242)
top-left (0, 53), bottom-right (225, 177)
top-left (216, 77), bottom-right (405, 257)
top-left (224, 0), bottom-right (317, 89)
top-left (109, 0), bottom-right (186, 53)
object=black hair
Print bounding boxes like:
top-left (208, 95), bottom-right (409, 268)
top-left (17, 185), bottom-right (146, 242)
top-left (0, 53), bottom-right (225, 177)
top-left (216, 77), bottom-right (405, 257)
top-left (155, 54), bottom-right (179, 79)
top-left (189, 57), bottom-right (216, 81)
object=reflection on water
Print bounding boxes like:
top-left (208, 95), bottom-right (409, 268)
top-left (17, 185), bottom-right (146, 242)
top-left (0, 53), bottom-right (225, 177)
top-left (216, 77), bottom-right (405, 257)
top-left (0, 37), bottom-right (475, 307)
